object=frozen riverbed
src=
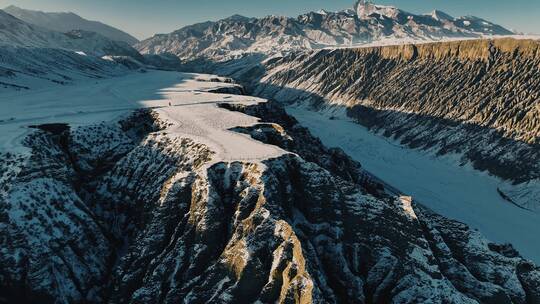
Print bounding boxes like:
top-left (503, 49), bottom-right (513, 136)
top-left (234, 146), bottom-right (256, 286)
top-left (287, 106), bottom-right (540, 263)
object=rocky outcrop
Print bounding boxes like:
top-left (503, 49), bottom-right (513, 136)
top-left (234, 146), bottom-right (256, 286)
top-left (1, 102), bottom-right (540, 303)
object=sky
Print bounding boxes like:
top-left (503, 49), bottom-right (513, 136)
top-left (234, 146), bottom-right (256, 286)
top-left (0, 0), bottom-right (538, 39)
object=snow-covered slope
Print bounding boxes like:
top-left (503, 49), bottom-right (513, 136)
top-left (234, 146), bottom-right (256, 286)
top-left (0, 10), bottom-right (141, 58)
top-left (1, 71), bottom-right (539, 303)
top-left (3, 5), bottom-right (139, 44)
top-left (61, 30), bottom-right (143, 59)
top-left (136, 0), bottom-right (514, 61)
top-left (0, 9), bottom-right (83, 48)
top-left (0, 45), bottom-right (131, 91)
top-left (0, 10), bottom-right (147, 90)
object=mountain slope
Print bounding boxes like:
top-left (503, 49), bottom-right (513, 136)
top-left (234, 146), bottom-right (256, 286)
top-left (135, 0), bottom-right (514, 61)
top-left (226, 37), bottom-right (540, 210)
top-left (0, 10), bottom-right (145, 90)
top-left (0, 45), bottom-right (131, 91)
top-left (3, 5), bottom-right (138, 44)
top-left (62, 30), bottom-right (143, 59)
top-left (0, 10), bottom-right (141, 58)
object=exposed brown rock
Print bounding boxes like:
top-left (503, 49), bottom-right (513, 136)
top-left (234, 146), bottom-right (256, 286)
top-left (251, 38), bottom-right (540, 183)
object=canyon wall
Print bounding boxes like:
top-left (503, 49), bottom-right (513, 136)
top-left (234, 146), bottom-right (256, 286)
top-left (240, 38), bottom-right (540, 208)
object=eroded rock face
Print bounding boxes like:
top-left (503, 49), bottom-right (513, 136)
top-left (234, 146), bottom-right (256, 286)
top-left (237, 38), bottom-right (540, 206)
top-left (1, 105), bottom-right (539, 304)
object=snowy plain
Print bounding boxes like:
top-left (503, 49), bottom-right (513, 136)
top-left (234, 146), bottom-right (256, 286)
top-left (287, 106), bottom-right (540, 263)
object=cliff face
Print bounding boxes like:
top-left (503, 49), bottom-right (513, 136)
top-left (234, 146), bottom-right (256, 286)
top-left (247, 38), bottom-right (540, 187)
top-left (2, 102), bottom-right (539, 303)
top-left (353, 38), bottom-right (540, 62)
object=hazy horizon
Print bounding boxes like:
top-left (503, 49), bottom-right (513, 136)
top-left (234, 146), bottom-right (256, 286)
top-left (1, 0), bottom-right (538, 40)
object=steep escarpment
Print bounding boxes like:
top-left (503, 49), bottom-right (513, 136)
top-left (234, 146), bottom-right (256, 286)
top-left (1, 103), bottom-right (540, 303)
top-left (247, 38), bottom-right (540, 189)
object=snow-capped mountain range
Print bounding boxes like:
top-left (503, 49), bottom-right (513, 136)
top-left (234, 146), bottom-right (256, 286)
top-left (136, 0), bottom-right (514, 60)
top-left (3, 5), bottom-right (139, 44)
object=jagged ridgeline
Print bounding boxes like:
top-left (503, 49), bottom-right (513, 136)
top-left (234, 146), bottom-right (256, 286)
top-left (135, 0), bottom-right (513, 61)
top-left (251, 38), bottom-right (540, 184)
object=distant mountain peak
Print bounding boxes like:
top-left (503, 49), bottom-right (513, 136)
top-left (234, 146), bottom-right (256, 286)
top-left (0, 7), bottom-right (16, 18)
top-left (316, 9), bottom-right (330, 15)
top-left (3, 5), bottom-right (139, 44)
top-left (429, 9), bottom-right (454, 21)
top-left (0, 10), bottom-right (143, 59)
top-left (3, 4), bottom-right (18, 10)
top-left (223, 14), bottom-right (251, 22)
top-left (354, 0), bottom-right (401, 19)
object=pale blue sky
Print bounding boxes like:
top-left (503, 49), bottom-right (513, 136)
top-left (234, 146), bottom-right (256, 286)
top-left (1, 0), bottom-right (538, 39)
